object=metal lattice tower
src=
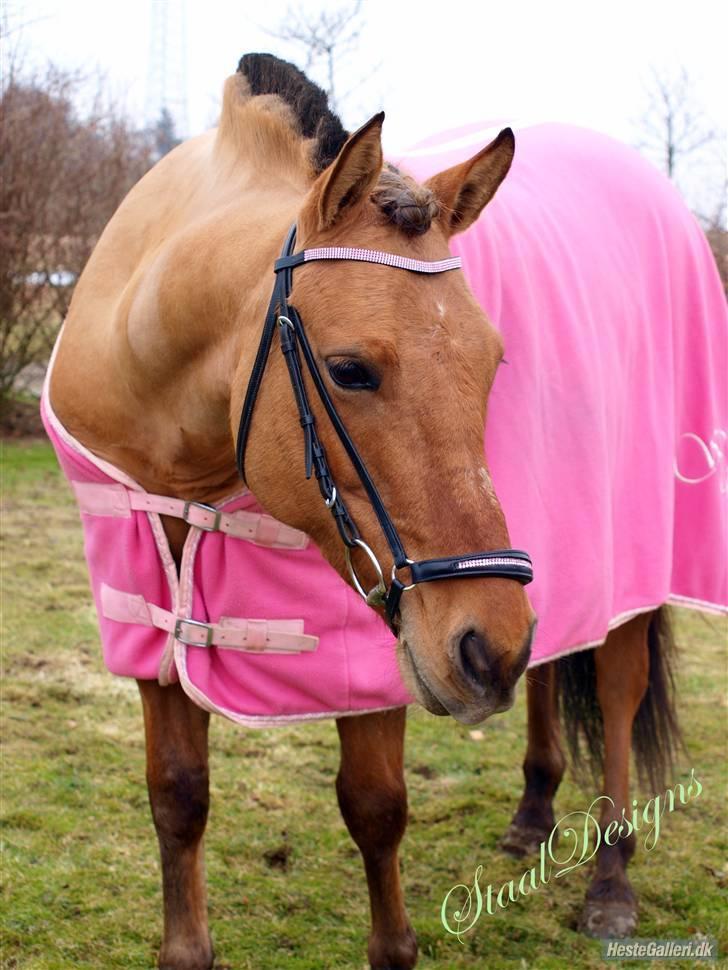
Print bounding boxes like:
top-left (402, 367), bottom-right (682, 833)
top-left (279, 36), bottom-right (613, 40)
top-left (146, 0), bottom-right (189, 138)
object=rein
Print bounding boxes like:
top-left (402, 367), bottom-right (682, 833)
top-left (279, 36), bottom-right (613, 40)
top-left (236, 225), bottom-right (533, 633)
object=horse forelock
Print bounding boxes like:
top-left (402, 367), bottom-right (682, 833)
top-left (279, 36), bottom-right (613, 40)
top-left (372, 166), bottom-right (440, 236)
top-left (226, 54), bottom-right (440, 236)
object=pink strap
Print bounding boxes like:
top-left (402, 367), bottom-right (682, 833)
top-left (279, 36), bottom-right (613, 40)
top-left (303, 247), bottom-right (462, 274)
top-left (72, 482), bottom-right (308, 549)
top-left (100, 584), bottom-right (318, 654)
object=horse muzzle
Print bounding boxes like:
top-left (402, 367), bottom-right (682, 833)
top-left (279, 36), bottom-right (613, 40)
top-left (400, 616), bottom-right (536, 725)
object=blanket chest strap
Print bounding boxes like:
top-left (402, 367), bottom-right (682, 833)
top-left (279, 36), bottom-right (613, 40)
top-left (71, 481), bottom-right (308, 549)
top-left (99, 583), bottom-right (318, 654)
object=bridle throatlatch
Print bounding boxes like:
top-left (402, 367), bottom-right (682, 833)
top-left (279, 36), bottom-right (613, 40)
top-left (236, 225), bottom-right (533, 633)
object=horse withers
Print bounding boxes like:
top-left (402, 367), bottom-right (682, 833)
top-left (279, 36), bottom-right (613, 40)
top-left (45, 54), bottom-right (534, 969)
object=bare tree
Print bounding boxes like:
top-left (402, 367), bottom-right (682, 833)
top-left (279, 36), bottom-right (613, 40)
top-left (267, 1), bottom-right (377, 115)
top-left (151, 105), bottom-right (181, 160)
top-left (638, 66), bottom-right (716, 180)
top-left (0, 62), bottom-right (153, 407)
top-left (635, 65), bottom-right (727, 243)
top-left (705, 226), bottom-right (728, 293)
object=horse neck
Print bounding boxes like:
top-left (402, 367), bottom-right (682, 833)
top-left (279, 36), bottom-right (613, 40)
top-left (133, 205), bottom-right (300, 496)
top-left (55, 195), bottom-right (299, 502)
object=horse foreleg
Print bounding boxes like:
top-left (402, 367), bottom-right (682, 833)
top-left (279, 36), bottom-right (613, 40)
top-left (501, 663), bottom-right (565, 856)
top-left (138, 680), bottom-right (213, 970)
top-left (336, 707), bottom-right (417, 970)
top-left (578, 613), bottom-right (650, 938)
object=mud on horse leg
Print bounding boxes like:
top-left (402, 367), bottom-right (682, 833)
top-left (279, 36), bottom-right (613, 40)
top-left (501, 663), bottom-right (566, 857)
top-left (578, 613), bottom-right (651, 938)
top-left (138, 680), bottom-right (213, 970)
top-left (336, 708), bottom-right (418, 970)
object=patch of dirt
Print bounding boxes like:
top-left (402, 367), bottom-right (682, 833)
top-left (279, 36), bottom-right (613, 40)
top-left (263, 833), bottom-right (292, 871)
top-left (411, 763), bottom-right (437, 779)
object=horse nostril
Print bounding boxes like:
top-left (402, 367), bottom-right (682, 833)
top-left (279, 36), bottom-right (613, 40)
top-left (458, 629), bottom-right (491, 689)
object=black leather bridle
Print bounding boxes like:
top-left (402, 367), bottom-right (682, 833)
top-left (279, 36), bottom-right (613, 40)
top-left (236, 225), bottom-right (533, 633)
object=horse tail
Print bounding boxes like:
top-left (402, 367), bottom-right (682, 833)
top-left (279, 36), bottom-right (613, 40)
top-left (631, 607), bottom-right (683, 789)
top-left (556, 606), bottom-right (682, 791)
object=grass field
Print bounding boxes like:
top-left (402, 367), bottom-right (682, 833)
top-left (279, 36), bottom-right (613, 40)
top-left (1, 439), bottom-right (726, 970)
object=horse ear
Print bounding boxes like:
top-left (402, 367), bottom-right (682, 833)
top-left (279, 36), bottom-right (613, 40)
top-left (306, 112), bottom-right (384, 232)
top-left (425, 128), bottom-right (515, 237)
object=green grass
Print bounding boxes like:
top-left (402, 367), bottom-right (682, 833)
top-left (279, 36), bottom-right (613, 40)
top-left (1, 441), bottom-right (726, 969)
top-left (0, 439), bottom-right (59, 490)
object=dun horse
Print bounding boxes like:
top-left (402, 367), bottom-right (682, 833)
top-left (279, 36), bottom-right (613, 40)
top-left (46, 54), bottom-right (532, 969)
top-left (43, 54), bottom-right (726, 969)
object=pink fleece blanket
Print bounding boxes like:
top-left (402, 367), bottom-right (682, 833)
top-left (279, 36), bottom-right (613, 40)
top-left (42, 381), bottom-right (411, 726)
top-left (398, 122), bottom-right (727, 660)
top-left (43, 122), bottom-right (726, 725)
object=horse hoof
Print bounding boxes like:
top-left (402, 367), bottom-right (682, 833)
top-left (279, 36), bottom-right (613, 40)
top-left (499, 821), bottom-right (549, 857)
top-left (368, 924), bottom-right (418, 969)
top-left (158, 938), bottom-right (214, 970)
top-left (578, 899), bottom-right (638, 938)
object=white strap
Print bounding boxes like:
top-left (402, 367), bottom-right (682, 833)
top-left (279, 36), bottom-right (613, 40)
top-left (100, 584), bottom-right (318, 654)
top-left (72, 482), bottom-right (308, 549)
top-left (303, 247), bottom-right (462, 274)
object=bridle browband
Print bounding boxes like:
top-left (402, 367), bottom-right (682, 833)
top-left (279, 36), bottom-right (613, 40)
top-left (236, 225), bottom-right (533, 633)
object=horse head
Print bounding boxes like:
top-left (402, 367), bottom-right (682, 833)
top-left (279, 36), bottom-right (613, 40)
top-left (231, 86), bottom-right (534, 724)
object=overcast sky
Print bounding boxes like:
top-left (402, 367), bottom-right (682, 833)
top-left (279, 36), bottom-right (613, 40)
top-left (5, 0), bottom-right (727, 219)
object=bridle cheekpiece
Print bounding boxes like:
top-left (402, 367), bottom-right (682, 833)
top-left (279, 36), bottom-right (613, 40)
top-left (236, 225), bottom-right (533, 633)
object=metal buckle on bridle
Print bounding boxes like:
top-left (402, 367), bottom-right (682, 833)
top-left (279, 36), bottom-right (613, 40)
top-left (345, 538), bottom-right (387, 607)
top-left (392, 558), bottom-right (416, 592)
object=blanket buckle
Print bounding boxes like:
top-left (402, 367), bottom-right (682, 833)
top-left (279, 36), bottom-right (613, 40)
top-left (183, 501), bottom-right (222, 532)
top-left (174, 617), bottom-right (214, 647)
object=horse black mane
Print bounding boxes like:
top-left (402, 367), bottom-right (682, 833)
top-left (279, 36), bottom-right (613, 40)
top-left (237, 53), bottom-right (349, 173)
top-left (237, 52), bottom-right (438, 234)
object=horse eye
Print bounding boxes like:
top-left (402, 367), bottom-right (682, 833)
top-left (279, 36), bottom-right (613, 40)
top-left (327, 359), bottom-right (380, 390)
